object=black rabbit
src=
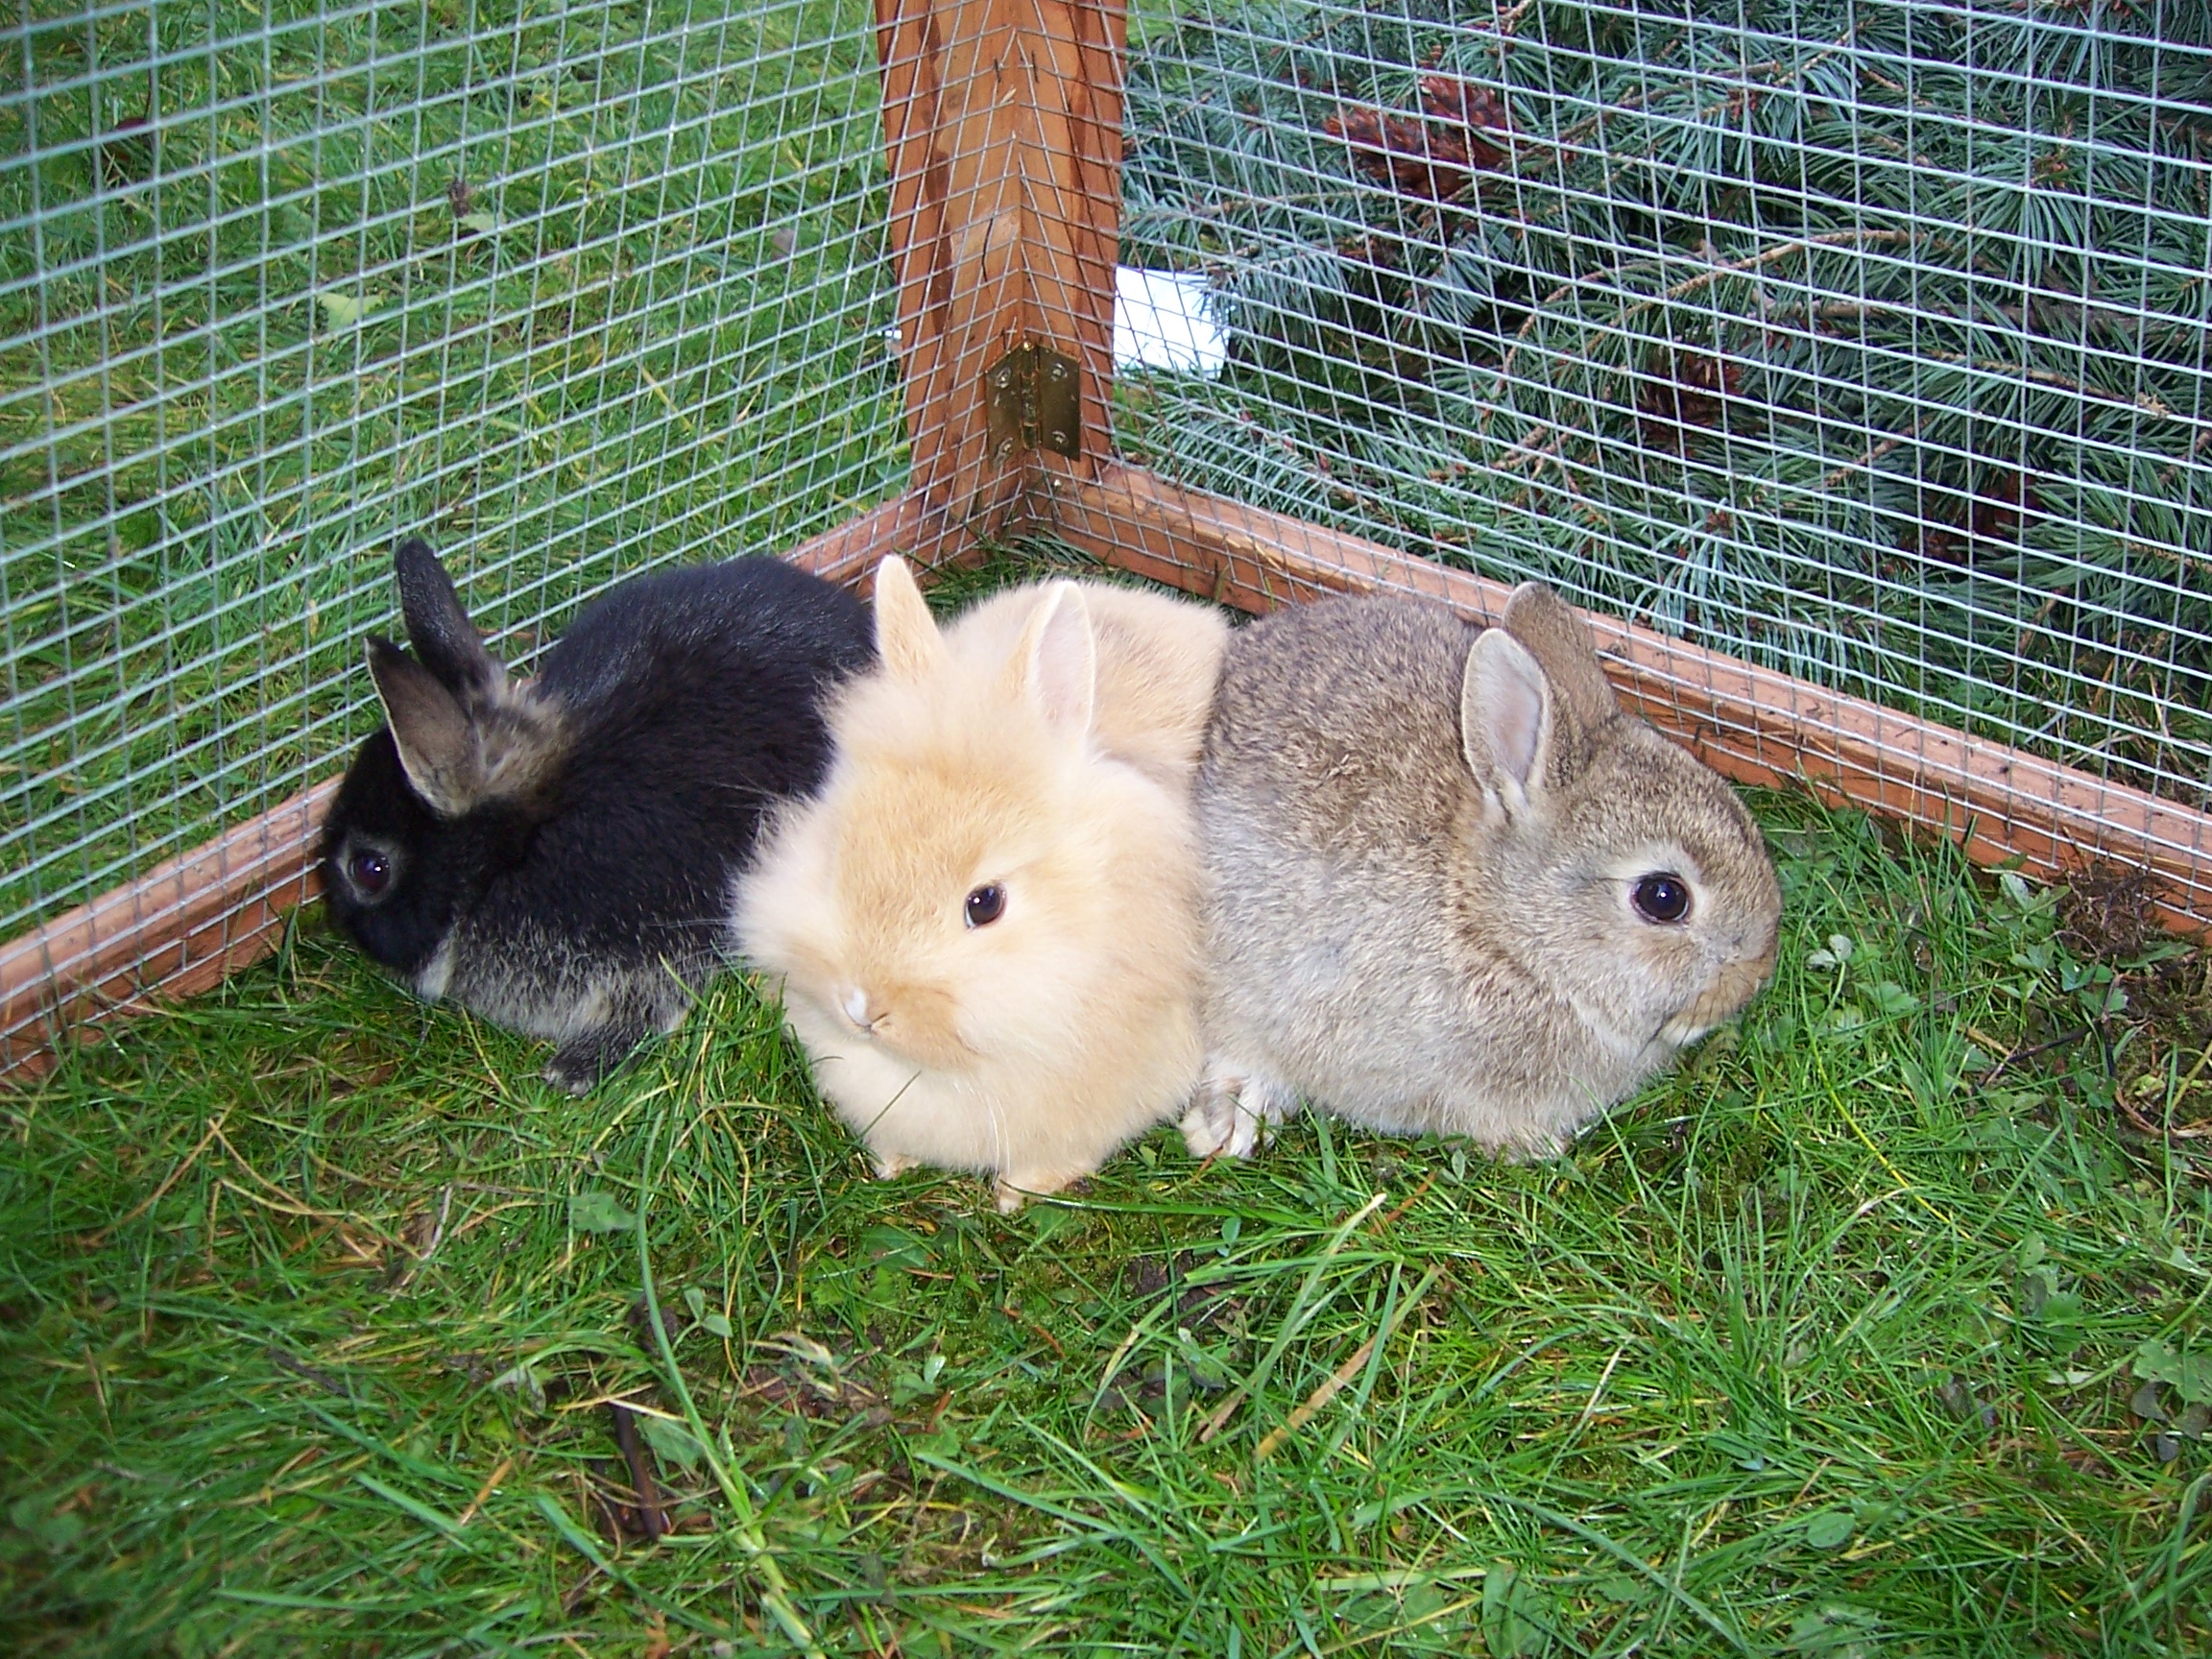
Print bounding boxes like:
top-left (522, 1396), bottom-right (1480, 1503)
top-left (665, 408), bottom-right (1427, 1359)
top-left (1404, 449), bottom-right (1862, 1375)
top-left (321, 539), bottom-right (873, 1091)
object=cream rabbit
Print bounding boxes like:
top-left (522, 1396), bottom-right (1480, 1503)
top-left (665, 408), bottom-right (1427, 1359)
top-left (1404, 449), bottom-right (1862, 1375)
top-left (733, 557), bottom-right (1226, 1209)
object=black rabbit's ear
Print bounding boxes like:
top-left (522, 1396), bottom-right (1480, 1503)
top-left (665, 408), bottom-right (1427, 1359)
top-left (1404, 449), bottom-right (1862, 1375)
top-left (367, 637), bottom-right (478, 816)
top-left (367, 636), bottom-right (565, 817)
top-left (394, 539), bottom-right (504, 697)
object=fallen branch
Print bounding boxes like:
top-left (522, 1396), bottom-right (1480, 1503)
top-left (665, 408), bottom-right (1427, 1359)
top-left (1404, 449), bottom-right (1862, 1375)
top-left (607, 1403), bottom-right (667, 1543)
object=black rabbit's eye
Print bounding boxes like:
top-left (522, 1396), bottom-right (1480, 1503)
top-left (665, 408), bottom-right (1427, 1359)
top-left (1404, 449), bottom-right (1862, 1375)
top-left (349, 848), bottom-right (393, 898)
top-left (1631, 873), bottom-right (1691, 925)
top-left (964, 883), bottom-right (1006, 928)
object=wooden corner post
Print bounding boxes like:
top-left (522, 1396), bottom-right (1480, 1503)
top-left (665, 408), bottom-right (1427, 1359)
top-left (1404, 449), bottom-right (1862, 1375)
top-left (875, 0), bottom-right (1126, 543)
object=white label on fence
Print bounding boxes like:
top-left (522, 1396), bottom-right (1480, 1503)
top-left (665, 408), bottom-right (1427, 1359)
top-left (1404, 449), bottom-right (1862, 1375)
top-left (1113, 268), bottom-right (1228, 378)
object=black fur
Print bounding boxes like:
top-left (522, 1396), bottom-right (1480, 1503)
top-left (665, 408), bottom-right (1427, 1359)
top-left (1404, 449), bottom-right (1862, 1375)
top-left (321, 541), bottom-right (873, 1090)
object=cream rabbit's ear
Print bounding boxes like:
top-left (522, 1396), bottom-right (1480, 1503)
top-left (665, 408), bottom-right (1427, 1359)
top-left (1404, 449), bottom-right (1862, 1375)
top-left (1005, 583), bottom-right (1096, 741)
top-left (870, 555), bottom-right (947, 684)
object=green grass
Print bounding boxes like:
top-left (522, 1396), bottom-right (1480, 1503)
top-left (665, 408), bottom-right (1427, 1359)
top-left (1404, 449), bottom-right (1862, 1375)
top-left (4, 569), bottom-right (2210, 1655)
top-left (4, 6), bottom-right (2212, 1647)
top-left (0, 0), bottom-right (905, 936)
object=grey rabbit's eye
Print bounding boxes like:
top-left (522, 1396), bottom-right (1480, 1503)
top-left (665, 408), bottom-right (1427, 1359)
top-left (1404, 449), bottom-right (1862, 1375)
top-left (1631, 873), bottom-right (1690, 925)
top-left (349, 848), bottom-right (394, 899)
top-left (964, 883), bottom-right (1006, 928)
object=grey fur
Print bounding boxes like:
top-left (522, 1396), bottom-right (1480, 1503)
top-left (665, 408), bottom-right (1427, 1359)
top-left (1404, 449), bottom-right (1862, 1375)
top-left (427, 921), bottom-right (696, 1093)
top-left (1186, 585), bottom-right (1781, 1159)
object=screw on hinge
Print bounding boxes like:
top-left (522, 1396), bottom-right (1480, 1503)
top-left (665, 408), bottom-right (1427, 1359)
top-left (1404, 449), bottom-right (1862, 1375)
top-left (982, 344), bottom-right (1082, 460)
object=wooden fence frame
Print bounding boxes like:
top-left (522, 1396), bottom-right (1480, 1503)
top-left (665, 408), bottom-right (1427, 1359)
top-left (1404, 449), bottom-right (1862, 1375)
top-left (6, 0), bottom-right (2208, 1074)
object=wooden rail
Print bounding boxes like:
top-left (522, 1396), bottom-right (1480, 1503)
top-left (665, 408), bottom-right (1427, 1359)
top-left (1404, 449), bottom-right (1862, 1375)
top-left (0, 782), bottom-right (338, 1073)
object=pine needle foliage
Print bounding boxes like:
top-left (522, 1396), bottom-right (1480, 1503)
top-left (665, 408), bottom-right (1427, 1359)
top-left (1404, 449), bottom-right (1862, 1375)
top-left (1118, 0), bottom-right (2212, 805)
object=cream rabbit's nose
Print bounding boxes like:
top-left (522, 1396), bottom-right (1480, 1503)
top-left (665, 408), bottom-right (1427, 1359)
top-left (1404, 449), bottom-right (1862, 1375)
top-left (841, 986), bottom-right (881, 1032)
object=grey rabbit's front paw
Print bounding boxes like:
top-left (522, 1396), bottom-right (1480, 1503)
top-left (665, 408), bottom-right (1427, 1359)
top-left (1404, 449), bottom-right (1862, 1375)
top-left (1181, 1062), bottom-right (1296, 1160)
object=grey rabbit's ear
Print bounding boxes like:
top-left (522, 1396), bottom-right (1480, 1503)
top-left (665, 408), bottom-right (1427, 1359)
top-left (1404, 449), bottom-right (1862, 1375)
top-left (1460, 627), bottom-right (1555, 818)
top-left (367, 636), bottom-right (564, 818)
top-left (1499, 583), bottom-right (1619, 744)
top-left (1459, 583), bottom-right (1620, 813)
top-left (394, 539), bottom-right (505, 699)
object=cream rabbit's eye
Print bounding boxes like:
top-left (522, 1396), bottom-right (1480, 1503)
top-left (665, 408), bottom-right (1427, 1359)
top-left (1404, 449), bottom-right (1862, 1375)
top-left (1631, 873), bottom-right (1690, 925)
top-left (964, 883), bottom-right (1006, 928)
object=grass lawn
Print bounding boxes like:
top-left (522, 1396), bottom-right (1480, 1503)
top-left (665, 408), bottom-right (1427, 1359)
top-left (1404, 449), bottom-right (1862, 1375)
top-left (4, 544), bottom-right (2211, 1656)
top-left (4, 0), bottom-right (2211, 1647)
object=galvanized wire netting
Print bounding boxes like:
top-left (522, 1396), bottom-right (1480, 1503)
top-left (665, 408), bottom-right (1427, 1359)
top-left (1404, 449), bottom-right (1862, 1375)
top-left (1, 0), bottom-right (902, 943)
top-left (1114, 0), bottom-right (2212, 810)
top-left (8, 0), bottom-right (2212, 987)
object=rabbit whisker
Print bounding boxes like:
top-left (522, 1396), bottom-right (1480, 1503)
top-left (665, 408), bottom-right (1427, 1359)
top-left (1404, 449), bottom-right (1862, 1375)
top-left (705, 779), bottom-right (778, 804)
top-left (857, 1068), bottom-right (925, 1145)
top-left (633, 914), bottom-right (724, 940)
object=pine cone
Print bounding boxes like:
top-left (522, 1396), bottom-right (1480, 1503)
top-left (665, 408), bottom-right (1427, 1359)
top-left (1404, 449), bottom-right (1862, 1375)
top-left (1636, 349), bottom-right (1742, 450)
top-left (1969, 469), bottom-right (2042, 543)
top-left (1418, 77), bottom-right (1513, 170)
top-left (1324, 76), bottom-right (1513, 201)
top-left (1915, 469), bottom-right (2043, 565)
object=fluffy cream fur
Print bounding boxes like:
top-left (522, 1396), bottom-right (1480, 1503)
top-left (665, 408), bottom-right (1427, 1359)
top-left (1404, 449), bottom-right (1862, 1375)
top-left (942, 579), bottom-right (1229, 791)
top-left (734, 558), bottom-right (1223, 1210)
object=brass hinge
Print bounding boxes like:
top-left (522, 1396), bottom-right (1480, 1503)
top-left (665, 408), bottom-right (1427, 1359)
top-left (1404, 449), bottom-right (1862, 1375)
top-left (984, 343), bottom-right (1081, 461)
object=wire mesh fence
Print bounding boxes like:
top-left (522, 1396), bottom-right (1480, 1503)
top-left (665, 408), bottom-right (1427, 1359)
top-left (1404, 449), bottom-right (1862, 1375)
top-left (7, 0), bottom-right (2212, 1053)
top-left (1, 0), bottom-right (903, 950)
top-left (1113, 0), bottom-right (2212, 811)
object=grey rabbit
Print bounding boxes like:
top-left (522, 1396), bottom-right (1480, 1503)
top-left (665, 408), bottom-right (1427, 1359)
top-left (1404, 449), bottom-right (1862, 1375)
top-left (1182, 582), bottom-right (1781, 1160)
